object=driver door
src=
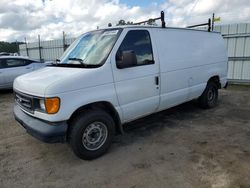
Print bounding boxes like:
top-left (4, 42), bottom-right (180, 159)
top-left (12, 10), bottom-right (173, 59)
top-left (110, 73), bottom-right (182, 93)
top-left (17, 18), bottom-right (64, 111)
top-left (111, 29), bottom-right (160, 122)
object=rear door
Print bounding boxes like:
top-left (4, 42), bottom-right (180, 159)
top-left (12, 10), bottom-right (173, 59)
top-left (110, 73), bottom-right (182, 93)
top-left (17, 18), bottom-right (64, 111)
top-left (111, 29), bottom-right (160, 122)
top-left (4, 58), bottom-right (33, 86)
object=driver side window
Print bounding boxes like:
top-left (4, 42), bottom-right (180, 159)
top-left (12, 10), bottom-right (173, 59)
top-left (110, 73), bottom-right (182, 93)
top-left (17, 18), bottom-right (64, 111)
top-left (116, 30), bottom-right (154, 68)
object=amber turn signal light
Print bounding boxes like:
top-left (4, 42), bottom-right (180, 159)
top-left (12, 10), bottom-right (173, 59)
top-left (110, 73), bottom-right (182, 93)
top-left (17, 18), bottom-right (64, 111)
top-left (45, 97), bottom-right (60, 114)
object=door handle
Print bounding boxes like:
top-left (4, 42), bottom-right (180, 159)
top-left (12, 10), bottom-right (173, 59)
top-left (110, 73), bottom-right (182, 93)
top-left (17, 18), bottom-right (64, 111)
top-left (155, 76), bottom-right (159, 85)
top-left (26, 67), bottom-right (32, 69)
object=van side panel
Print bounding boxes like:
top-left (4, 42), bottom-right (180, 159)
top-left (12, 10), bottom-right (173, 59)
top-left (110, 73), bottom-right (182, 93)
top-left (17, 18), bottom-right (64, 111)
top-left (155, 29), bottom-right (227, 111)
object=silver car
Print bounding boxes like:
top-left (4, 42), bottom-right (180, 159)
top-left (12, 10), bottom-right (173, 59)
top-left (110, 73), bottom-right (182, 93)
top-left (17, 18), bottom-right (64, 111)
top-left (0, 56), bottom-right (45, 89)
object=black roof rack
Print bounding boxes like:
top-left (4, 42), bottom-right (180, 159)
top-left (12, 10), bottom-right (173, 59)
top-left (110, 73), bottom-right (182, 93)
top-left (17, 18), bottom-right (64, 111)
top-left (133, 11), bottom-right (166, 28)
top-left (186, 18), bottom-right (212, 32)
top-left (129, 11), bottom-right (213, 32)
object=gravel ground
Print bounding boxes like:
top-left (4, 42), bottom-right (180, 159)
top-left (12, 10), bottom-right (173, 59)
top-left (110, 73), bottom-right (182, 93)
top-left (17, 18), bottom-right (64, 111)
top-left (0, 85), bottom-right (250, 188)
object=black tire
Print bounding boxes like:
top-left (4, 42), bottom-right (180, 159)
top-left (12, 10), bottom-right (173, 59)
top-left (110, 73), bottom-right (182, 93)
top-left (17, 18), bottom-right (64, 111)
top-left (69, 110), bottom-right (115, 160)
top-left (198, 81), bottom-right (218, 109)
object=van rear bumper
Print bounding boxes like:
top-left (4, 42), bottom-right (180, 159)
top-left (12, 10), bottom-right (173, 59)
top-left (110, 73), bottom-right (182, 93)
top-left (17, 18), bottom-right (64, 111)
top-left (14, 105), bottom-right (67, 143)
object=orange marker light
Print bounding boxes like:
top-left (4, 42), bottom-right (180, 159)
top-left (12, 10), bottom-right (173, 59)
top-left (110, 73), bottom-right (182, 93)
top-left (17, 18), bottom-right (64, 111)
top-left (45, 97), bottom-right (60, 114)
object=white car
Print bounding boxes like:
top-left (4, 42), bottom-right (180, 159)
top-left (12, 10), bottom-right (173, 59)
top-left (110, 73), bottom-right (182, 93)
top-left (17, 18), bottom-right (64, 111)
top-left (0, 56), bottom-right (45, 89)
top-left (13, 25), bottom-right (228, 160)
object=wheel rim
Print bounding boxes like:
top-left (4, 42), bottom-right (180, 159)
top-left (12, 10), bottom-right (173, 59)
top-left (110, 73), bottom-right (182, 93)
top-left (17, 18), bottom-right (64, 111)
top-left (207, 87), bottom-right (216, 102)
top-left (82, 122), bottom-right (108, 151)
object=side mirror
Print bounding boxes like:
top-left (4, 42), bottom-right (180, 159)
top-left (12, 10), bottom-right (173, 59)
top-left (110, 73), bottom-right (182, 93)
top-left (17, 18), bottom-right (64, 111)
top-left (116, 50), bottom-right (137, 69)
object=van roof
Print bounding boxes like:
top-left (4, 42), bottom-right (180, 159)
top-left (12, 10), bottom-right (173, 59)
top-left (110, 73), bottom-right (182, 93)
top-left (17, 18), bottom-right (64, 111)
top-left (104, 25), bottom-right (220, 34)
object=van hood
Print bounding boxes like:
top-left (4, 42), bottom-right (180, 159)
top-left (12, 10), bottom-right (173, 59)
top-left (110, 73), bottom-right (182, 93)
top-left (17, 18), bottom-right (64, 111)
top-left (14, 67), bottom-right (84, 96)
top-left (14, 66), bottom-right (113, 96)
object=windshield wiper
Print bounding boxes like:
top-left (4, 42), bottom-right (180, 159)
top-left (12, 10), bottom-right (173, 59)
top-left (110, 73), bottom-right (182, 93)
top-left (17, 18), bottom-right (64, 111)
top-left (51, 59), bottom-right (60, 65)
top-left (49, 57), bottom-right (100, 68)
top-left (68, 58), bottom-right (84, 64)
top-left (68, 57), bottom-right (99, 68)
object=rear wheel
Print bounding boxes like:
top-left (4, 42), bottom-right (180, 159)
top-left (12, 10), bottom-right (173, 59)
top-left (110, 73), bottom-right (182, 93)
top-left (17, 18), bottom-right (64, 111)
top-left (69, 110), bottom-right (115, 160)
top-left (198, 81), bottom-right (218, 109)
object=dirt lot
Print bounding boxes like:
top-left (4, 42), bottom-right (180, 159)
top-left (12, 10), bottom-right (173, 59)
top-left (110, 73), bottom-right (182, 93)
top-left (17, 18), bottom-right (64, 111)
top-left (0, 86), bottom-right (250, 188)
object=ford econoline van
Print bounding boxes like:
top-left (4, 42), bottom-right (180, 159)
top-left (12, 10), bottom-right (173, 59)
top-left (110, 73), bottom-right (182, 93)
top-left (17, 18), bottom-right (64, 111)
top-left (13, 24), bottom-right (227, 159)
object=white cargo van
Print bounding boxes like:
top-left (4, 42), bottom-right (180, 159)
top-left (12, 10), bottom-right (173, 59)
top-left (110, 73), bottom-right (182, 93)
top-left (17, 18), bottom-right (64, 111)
top-left (13, 16), bottom-right (227, 159)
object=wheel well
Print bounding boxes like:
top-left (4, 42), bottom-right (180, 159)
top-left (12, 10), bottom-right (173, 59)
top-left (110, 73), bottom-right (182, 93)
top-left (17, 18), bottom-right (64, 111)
top-left (208, 76), bottom-right (221, 89)
top-left (68, 101), bottom-right (123, 135)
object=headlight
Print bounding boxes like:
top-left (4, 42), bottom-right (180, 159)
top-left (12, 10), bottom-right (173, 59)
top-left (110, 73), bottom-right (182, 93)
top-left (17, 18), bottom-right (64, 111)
top-left (38, 97), bottom-right (60, 114)
top-left (39, 99), bottom-right (46, 111)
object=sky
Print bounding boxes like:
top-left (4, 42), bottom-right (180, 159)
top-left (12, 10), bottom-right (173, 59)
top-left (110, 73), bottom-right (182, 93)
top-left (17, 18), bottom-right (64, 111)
top-left (0, 0), bottom-right (250, 42)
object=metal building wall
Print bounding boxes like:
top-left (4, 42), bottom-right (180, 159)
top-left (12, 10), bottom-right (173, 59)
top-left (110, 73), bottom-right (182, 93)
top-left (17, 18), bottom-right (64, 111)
top-left (19, 23), bottom-right (250, 83)
top-left (213, 23), bottom-right (250, 83)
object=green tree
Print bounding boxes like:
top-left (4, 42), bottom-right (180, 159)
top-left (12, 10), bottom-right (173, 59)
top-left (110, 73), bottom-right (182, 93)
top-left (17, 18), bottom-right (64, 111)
top-left (0, 41), bottom-right (24, 53)
top-left (147, 19), bottom-right (157, 26)
top-left (126, 21), bottom-right (133, 25)
top-left (116, 20), bottom-right (134, 26)
top-left (116, 20), bottom-right (126, 26)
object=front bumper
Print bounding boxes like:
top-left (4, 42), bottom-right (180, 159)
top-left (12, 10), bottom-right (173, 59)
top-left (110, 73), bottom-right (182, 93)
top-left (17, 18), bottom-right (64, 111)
top-left (14, 104), bottom-right (68, 143)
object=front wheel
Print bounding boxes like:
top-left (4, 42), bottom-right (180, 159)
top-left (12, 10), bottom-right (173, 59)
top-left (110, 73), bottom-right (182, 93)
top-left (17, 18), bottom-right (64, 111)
top-left (198, 82), bottom-right (218, 109)
top-left (69, 110), bottom-right (115, 160)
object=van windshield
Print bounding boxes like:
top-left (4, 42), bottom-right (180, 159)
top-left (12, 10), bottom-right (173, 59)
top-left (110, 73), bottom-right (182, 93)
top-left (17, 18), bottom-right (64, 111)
top-left (59, 29), bottom-right (122, 68)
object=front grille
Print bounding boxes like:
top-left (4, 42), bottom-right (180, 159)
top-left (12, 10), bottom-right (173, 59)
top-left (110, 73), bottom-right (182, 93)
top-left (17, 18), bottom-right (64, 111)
top-left (15, 92), bottom-right (34, 113)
